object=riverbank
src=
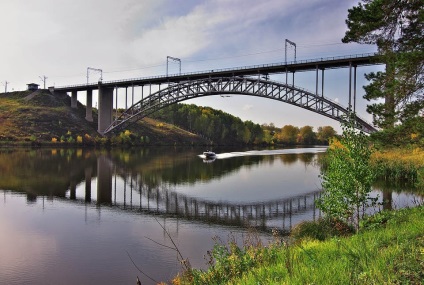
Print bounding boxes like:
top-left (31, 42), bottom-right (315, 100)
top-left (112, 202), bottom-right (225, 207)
top-left (371, 147), bottom-right (424, 188)
top-left (173, 205), bottom-right (423, 284)
top-left (168, 146), bottom-right (424, 284)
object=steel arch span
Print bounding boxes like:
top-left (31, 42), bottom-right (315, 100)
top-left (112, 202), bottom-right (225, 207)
top-left (103, 77), bottom-right (376, 134)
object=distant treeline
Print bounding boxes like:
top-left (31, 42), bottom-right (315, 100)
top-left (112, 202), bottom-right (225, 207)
top-left (151, 103), bottom-right (337, 145)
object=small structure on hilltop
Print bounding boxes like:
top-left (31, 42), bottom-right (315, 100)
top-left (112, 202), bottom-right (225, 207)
top-left (27, 83), bottom-right (39, 91)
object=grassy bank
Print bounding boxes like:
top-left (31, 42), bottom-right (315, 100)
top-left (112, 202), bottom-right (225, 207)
top-left (371, 147), bottom-right (424, 188)
top-left (0, 90), bottom-right (209, 146)
top-left (173, 206), bottom-right (423, 284)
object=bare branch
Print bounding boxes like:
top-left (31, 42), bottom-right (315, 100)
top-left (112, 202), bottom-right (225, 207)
top-left (126, 250), bottom-right (159, 284)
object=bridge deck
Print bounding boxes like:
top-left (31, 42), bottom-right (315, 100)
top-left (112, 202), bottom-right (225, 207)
top-left (54, 53), bottom-right (381, 92)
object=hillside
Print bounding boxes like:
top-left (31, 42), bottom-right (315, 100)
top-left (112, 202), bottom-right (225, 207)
top-left (0, 90), bottom-right (209, 146)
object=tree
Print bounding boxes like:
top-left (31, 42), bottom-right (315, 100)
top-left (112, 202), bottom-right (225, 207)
top-left (317, 118), bottom-right (376, 232)
top-left (297, 126), bottom-right (316, 145)
top-left (278, 125), bottom-right (299, 145)
top-left (316, 126), bottom-right (337, 145)
top-left (342, 0), bottom-right (423, 129)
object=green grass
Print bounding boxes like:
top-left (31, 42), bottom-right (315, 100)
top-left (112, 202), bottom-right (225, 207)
top-left (174, 206), bottom-right (424, 285)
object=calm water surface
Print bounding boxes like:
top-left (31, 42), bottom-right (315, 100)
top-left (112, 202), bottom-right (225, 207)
top-left (0, 147), bottom-right (421, 285)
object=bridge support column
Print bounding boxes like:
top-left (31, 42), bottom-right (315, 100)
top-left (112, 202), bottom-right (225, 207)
top-left (71, 91), bottom-right (77, 108)
top-left (98, 84), bottom-right (114, 134)
top-left (85, 89), bottom-right (93, 122)
top-left (353, 65), bottom-right (357, 113)
top-left (315, 65), bottom-right (319, 95)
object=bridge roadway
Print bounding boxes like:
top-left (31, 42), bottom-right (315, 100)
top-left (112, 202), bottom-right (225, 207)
top-left (50, 53), bottom-right (381, 134)
top-left (54, 53), bottom-right (379, 92)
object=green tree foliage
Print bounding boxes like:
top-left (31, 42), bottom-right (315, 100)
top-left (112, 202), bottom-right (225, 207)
top-left (151, 103), bottom-right (340, 145)
top-left (317, 119), bottom-right (376, 231)
top-left (297, 125), bottom-right (317, 145)
top-left (151, 103), bottom-right (265, 144)
top-left (316, 126), bottom-right (337, 145)
top-left (371, 116), bottom-right (424, 147)
top-left (342, 0), bottom-right (423, 129)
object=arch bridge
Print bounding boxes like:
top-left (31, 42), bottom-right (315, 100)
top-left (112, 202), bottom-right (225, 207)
top-left (50, 53), bottom-right (381, 134)
top-left (104, 76), bottom-right (375, 134)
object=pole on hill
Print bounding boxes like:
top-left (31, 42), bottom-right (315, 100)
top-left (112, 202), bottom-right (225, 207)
top-left (39, 75), bottom-right (47, 89)
top-left (2, 81), bottom-right (9, 93)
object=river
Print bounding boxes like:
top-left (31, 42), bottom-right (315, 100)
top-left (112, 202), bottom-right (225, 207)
top-left (0, 147), bottom-right (421, 285)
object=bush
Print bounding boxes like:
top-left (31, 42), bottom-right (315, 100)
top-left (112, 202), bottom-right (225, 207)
top-left (291, 218), bottom-right (354, 241)
top-left (317, 118), bottom-right (376, 231)
top-left (179, 232), bottom-right (281, 285)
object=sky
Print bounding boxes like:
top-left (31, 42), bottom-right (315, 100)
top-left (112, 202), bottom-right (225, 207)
top-left (0, 0), bottom-right (384, 132)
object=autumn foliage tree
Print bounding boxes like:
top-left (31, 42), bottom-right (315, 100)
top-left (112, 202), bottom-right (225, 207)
top-left (277, 125), bottom-right (299, 145)
top-left (297, 126), bottom-right (316, 145)
top-left (316, 126), bottom-right (337, 145)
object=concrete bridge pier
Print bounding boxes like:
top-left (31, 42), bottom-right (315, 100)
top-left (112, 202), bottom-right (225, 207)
top-left (85, 89), bottom-right (93, 122)
top-left (98, 84), bottom-right (114, 134)
top-left (71, 91), bottom-right (78, 108)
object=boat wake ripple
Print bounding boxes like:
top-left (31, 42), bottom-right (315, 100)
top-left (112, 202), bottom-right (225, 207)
top-left (199, 147), bottom-right (327, 160)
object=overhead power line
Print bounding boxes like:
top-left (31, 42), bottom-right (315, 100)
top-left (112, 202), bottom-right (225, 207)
top-left (49, 41), bottom-right (373, 80)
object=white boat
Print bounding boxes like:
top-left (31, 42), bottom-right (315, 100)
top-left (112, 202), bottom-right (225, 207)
top-left (203, 151), bottom-right (216, 159)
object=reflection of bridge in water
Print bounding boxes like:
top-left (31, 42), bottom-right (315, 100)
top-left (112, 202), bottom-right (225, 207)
top-left (68, 155), bottom-right (322, 233)
top-left (117, 181), bottom-right (321, 233)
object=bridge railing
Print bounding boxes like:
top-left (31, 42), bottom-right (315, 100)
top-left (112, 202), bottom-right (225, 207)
top-left (54, 52), bottom-right (379, 90)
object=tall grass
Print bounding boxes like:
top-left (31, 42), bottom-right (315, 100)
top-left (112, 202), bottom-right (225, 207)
top-left (172, 206), bottom-right (423, 285)
top-left (370, 147), bottom-right (424, 187)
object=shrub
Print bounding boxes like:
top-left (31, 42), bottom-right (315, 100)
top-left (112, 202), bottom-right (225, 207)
top-left (84, 134), bottom-right (94, 145)
top-left (291, 218), bottom-right (354, 241)
top-left (184, 232), bottom-right (280, 285)
top-left (317, 118), bottom-right (376, 232)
